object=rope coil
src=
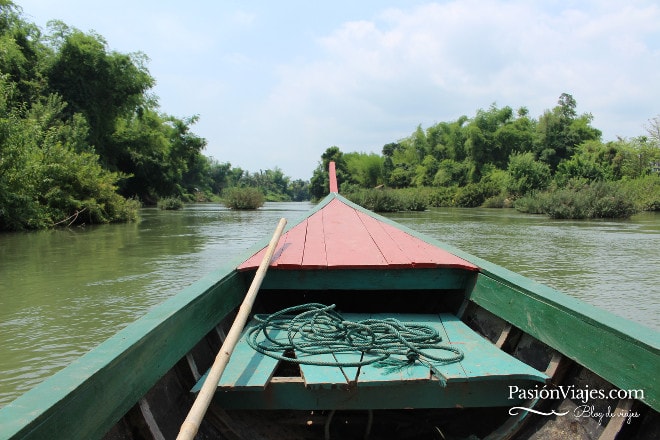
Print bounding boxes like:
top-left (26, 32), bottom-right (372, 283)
top-left (246, 303), bottom-right (463, 382)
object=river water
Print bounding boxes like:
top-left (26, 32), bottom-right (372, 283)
top-left (0, 203), bottom-right (658, 406)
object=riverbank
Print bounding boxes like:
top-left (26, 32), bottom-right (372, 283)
top-left (344, 174), bottom-right (660, 219)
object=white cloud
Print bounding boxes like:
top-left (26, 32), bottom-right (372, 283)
top-left (226, 0), bottom-right (659, 178)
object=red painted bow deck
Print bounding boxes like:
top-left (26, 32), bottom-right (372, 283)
top-left (207, 166), bottom-right (549, 412)
top-left (238, 196), bottom-right (478, 272)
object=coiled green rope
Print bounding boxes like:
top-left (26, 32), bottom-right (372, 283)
top-left (246, 303), bottom-right (463, 383)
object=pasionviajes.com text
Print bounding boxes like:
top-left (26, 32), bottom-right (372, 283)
top-left (509, 384), bottom-right (644, 405)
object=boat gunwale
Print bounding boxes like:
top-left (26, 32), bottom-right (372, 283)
top-left (332, 193), bottom-right (658, 350)
top-left (0, 191), bottom-right (658, 439)
top-left (0, 264), bottom-right (248, 439)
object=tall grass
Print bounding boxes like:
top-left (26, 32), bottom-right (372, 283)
top-left (344, 188), bottom-right (430, 212)
top-left (157, 197), bottom-right (184, 210)
top-left (621, 174), bottom-right (660, 212)
top-left (222, 187), bottom-right (265, 210)
top-left (344, 174), bottom-right (659, 219)
top-left (515, 181), bottom-right (637, 219)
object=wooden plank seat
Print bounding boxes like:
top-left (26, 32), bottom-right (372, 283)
top-left (192, 313), bottom-right (548, 410)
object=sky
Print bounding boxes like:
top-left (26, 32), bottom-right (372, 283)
top-left (17, 0), bottom-right (660, 180)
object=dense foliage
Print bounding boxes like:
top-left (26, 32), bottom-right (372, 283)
top-left (0, 3), bottom-right (307, 230)
top-left (157, 197), bottom-right (184, 210)
top-left (222, 187), bottom-right (265, 210)
top-left (208, 163), bottom-right (310, 203)
top-left (311, 95), bottom-right (660, 219)
top-left (3, 2), bottom-right (658, 228)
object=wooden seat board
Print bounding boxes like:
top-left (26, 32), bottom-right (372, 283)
top-left (210, 318), bottom-right (283, 390)
top-left (200, 312), bottom-right (548, 411)
top-left (297, 352), bottom-right (351, 388)
top-left (203, 313), bottom-right (546, 391)
top-left (438, 313), bottom-right (547, 382)
top-left (353, 313), bottom-right (465, 386)
top-left (332, 313), bottom-right (410, 385)
top-left (293, 315), bottom-right (368, 387)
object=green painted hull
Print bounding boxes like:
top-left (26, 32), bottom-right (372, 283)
top-left (0, 193), bottom-right (658, 440)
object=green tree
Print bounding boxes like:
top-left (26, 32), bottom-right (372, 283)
top-left (433, 159), bottom-right (468, 187)
top-left (309, 146), bottom-right (348, 199)
top-left (111, 109), bottom-right (171, 203)
top-left (381, 142), bottom-right (405, 185)
top-left (432, 116), bottom-right (469, 161)
top-left (0, 77), bottom-right (137, 230)
top-left (554, 140), bottom-right (620, 185)
top-left (289, 179), bottom-right (310, 201)
top-left (493, 107), bottom-right (536, 160)
top-left (0, 76), bottom-right (38, 229)
top-left (464, 123), bottom-right (488, 181)
top-left (505, 152), bottom-right (551, 197)
top-left (207, 160), bottom-right (234, 193)
top-left (617, 137), bottom-right (660, 178)
top-left (462, 104), bottom-right (519, 180)
top-left (45, 22), bottom-right (155, 168)
top-left (535, 93), bottom-right (601, 171)
top-left (0, 2), bottom-right (45, 104)
top-left (167, 115), bottom-right (208, 193)
top-left (0, 1), bottom-right (225, 228)
top-left (387, 166), bottom-right (414, 188)
top-left (411, 124), bottom-right (429, 160)
top-left (246, 167), bottom-right (291, 200)
top-left (644, 115), bottom-right (660, 147)
top-left (386, 139), bottom-right (421, 188)
top-left (381, 142), bottom-right (401, 158)
top-left (344, 152), bottom-right (384, 188)
top-left (413, 155), bottom-right (438, 187)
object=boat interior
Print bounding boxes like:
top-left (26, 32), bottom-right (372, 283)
top-left (103, 268), bottom-right (659, 440)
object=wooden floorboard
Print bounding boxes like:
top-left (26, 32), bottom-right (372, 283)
top-left (323, 199), bottom-right (388, 268)
top-left (270, 220), bottom-right (306, 269)
top-left (298, 352), bottom-right (350, 389)
top-left (301, 211), bottom-right (327, 268)
top-left (355, 211), bottom-right (413, 268)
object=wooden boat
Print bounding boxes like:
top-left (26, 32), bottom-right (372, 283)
top-left (1, 163), bottom-right (658, 440)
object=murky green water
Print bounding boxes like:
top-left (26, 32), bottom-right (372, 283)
top-left (0, 203), bottom-right (658, 406)
top-left (388, 208), bottom-right (659, 329)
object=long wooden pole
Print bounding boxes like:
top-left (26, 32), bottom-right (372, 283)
top-left (177, 217), bottom-right (287, 440)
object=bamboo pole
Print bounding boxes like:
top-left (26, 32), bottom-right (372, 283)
top-left (177, 217), bottom-right (287, 440)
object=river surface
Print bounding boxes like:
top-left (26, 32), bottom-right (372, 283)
top-left (0, 203), bottom-right (658, 407)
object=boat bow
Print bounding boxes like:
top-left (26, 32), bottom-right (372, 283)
top-left (238, 192), bottom-right (479, 272)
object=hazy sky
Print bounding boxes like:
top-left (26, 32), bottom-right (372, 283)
top-left (18, 1), bottom-right (660, 179)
